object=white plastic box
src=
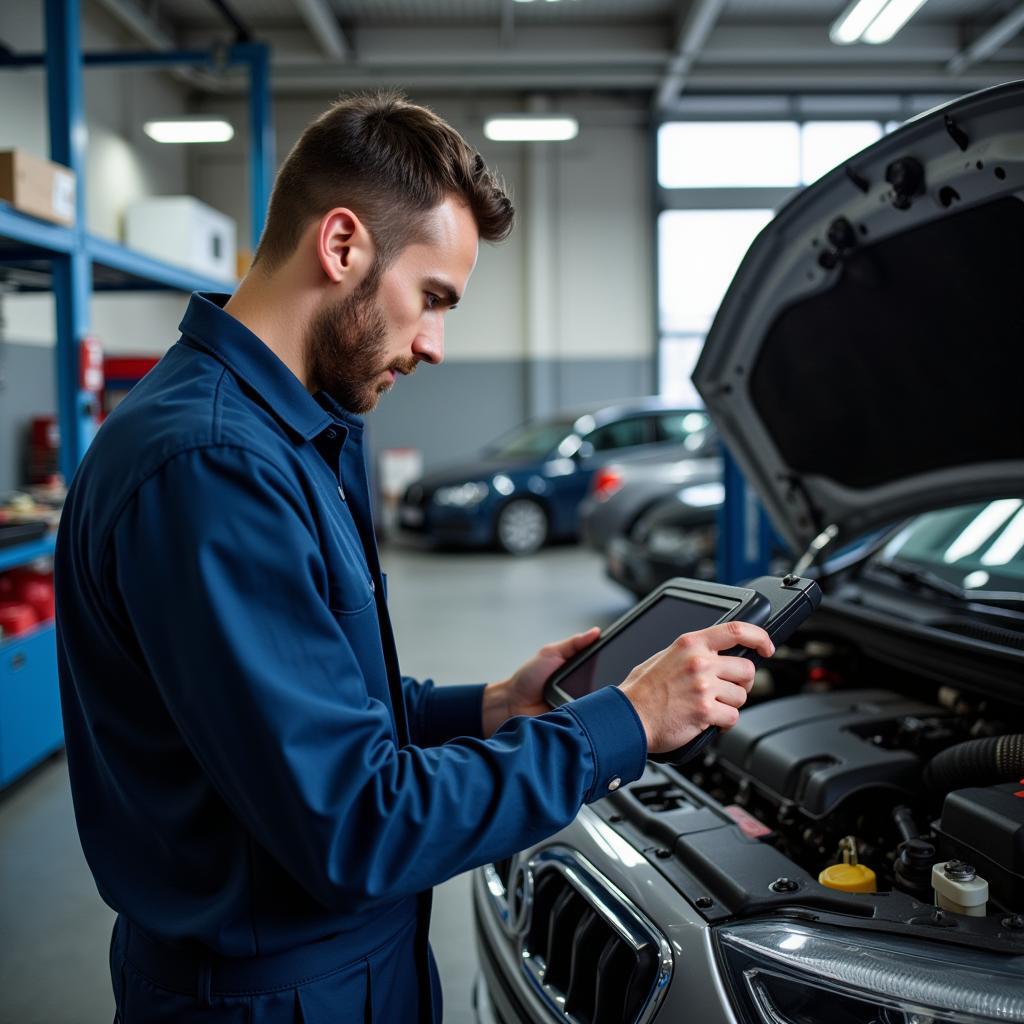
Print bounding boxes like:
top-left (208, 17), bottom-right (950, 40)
top-left (124, 196), bottom-right (237, 282)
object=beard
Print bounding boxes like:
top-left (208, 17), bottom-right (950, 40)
top-left (306, 272), bottom-right (415, 413)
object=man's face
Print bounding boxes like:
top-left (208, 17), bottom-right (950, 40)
top-left (307, 198), bottom-right (479, 413)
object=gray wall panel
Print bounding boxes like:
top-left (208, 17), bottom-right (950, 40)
top-left (0, 344), bottom-right (55, 495)
top-left (0, 346), bottom-right (653, 494)
top-left (366, 357), bottom-right (654, 473)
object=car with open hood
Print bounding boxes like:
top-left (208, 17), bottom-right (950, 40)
top-left (473, 81), bottom-right (1024, 1024)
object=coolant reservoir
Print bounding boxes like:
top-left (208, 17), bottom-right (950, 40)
top-left (932, 860), bottom-right (988, 917)
top-left (819, 862), bottom-right (877, 893)
top-left (818, 835), bottom-right (877, 893)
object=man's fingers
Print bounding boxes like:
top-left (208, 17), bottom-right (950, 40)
top-left (717, 655), bottom-right (757, 688)
top-left (547, 627), bottom-right (600, 659)
top-left (709, 702), bottom-right (741, 730)
top-left (714, 680), bottom-right (751, 709)
top-left (695, 620), bottom-right (774, 659)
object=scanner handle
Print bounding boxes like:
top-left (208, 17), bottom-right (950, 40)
top-left (647, 644), bottom-right (764, 765)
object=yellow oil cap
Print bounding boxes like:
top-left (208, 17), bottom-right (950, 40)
top-left (818, 863), bottom-right (877, 893)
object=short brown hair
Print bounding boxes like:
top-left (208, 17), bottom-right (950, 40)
top-left (253, 91), bottom-right (514, 271)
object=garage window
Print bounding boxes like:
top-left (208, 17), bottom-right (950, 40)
top-left (657, 122), bottom-right (801, 188)
top-left (657, 118), bottom-right (892, 404)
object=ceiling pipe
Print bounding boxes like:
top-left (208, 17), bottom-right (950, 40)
top-left (291, 0), bottom-right (349, 59)
top-left (947, 2), bottom-right (1024, 74)
top-left (204, 0), bottom-right (253, 43)
top-left (656, 0), bottom-right (728, 109)
top-left (91, 0), bottom-right (229, 91)
top-left (500, 0), bottom-right (516, 46)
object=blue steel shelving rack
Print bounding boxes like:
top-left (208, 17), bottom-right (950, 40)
top-left (0, 0), bottom-right (273, 785)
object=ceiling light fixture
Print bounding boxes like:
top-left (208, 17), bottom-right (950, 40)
top-left (484, 115), bottom-right (579, 142)
top-left (143, 116), bottom-right (234, 144)
top-left (829, 0), bottom-right (930, 45)
top-left (861, 0), bottom-right (931, 43)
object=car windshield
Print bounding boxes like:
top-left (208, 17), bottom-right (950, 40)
top-left (871, 499), bottom-right (1024, 596)
top-left (485, 419), bottom-right (578, 459)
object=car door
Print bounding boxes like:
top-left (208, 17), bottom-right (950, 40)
top-left (652, 410), bottom-right (716, 456)
top-left (549, 416), bottom-right (657, 533)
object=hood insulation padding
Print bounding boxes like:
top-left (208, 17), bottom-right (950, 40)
top-left (750, 196), bottom-right (1024, 489)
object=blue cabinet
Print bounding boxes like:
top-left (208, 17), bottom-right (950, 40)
top-left (0, 623), bottom-right (63, 787)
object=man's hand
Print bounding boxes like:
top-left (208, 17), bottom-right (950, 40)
top-left (620, 620), bottom-right (774, 754)
top-left (482, 627), bottom-right (601, 737)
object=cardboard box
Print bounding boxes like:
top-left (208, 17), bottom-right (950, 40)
top-left (124, 196), bottom-right (237, 282)
top-left (0, 150), bottom-right (76, 227)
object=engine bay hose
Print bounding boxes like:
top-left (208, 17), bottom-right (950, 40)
top-left (924, 734), bottom-right (1024, 793)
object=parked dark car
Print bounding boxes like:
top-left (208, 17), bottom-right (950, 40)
top-left (473, 82), bottom-right (1024, 1024)
top-left (604, 480), bottom-right (723, 596)
top-left (578, 422), bottom-right (720, 555)
top-left (398, 399), bottom-right (709, 554)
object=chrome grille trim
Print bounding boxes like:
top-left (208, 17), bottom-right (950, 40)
top-left (486, 845), bottom-right (674, 1024)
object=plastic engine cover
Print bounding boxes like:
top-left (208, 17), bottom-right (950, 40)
top-left (715, 689), bottom-right (946, 819)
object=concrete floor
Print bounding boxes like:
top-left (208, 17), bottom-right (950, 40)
top-left (0, 541), bottom-right (633, 1024)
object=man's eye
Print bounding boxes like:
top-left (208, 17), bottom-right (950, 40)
top-left (425, 293), bottom-right (441, 310)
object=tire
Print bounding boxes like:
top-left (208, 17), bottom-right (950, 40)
top-left (495, 499), bottom-right (549, 555)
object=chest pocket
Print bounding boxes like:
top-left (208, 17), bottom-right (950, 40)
top-left (328, 573), bottom-right (374, 615)
top-left (306, 468), bottom-right (372, 614)
top-left (321, 511), bottom-right (375, 616)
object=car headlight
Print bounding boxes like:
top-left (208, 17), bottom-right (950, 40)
top-left (717, 920), bottom-right (1024, 1023)
top-left (646, 524), bottom-right (716, 558)
top-left (677, 482), bottom-right (724, 507)
top-left (433, 482), bottom-right (489, 508)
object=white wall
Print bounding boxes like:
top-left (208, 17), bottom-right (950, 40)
top-left (0, 0), bottom-right (193, 353)
top-left (190, 93), bottom-right (653, 368)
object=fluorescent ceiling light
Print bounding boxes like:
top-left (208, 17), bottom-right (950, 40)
top-left (144, 116), bottom-right (234, 144)
top-left (861, 0), bottom-right (930, 43)
top-left (829, 0), bottom-right (929, 45)
top-left (830, 0), bottom-right (889, 44)
top-left (484, 116), bottom-right (579, 142)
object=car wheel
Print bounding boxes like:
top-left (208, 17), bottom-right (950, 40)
top-left (495, 499), bottom-right (548, 555)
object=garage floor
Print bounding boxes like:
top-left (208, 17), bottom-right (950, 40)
top-left (0, 541), bottom-right (634, 1024)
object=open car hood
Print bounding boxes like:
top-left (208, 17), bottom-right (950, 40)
top-left (693, 81), bottom-right (1024, 557)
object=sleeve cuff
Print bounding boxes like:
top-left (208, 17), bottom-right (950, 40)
top-left (425, 683), bottom-right (486, 743)
top-left (561, 686), bottom-right (648, 803)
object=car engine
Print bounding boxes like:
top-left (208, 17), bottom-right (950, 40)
top-left (677, 647), bottom-right (1024, 916)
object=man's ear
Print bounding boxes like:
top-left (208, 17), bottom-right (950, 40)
top-left (316, 208), bottom-right (374, 289)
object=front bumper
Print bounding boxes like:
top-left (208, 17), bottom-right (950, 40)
top-left (398, 501), bottom-right (495, 547)
top-left (472, 806), bottom-right (741, 1024)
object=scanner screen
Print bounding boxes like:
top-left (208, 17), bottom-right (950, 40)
top-left (557, 593), bottom-right (737, 700)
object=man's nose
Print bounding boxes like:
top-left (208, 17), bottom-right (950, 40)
top-left (412, 326), bottom-right (444, 366)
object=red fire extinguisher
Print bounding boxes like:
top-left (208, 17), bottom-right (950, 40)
top-left (80, 334), bottom-right (104, 396)
top-left (80, 334), bottom-right (104, 423)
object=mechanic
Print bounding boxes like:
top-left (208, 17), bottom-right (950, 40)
top-left (54, 92), bottom-right (773, 1023)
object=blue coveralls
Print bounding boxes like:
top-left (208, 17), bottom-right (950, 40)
top-left (54, 292), bottom-right (648, 1022)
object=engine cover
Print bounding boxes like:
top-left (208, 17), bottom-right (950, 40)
top-left (715, 689), bottom-right (947, 819)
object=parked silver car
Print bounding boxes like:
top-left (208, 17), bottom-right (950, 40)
top-left (578, 420), bottom-right (720, 555)
top-left (473, 81), bottom-right (1024, 1024)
